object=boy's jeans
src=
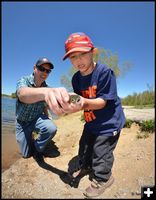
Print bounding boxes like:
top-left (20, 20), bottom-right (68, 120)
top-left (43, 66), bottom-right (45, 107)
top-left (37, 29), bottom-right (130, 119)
top-left (16, 114), bottom-right (57, 158)
top-left (78, 128), bottom-right (120, 182)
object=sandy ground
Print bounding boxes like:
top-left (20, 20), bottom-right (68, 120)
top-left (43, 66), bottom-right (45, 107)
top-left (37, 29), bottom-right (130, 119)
top-left (1, 108), bottom-right (155, 199)
top-left (2, 133), bottom-right (21, 173)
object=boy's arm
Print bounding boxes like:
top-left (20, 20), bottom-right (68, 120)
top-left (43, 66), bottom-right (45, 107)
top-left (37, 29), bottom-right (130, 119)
top-left (66, 94), bottom-right (107, 112)
top-left (82, 97), bottom-right (107, 110)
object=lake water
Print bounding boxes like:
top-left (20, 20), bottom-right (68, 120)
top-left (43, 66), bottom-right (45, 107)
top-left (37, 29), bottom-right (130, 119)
top-left (1, 96), bottom-right (58, 171)
top-left (2, 97), bottom-right (16, 123)
top-left (2, 97), bottom-right (21, 171)
top-left (2, 97), bottom-right (16, 134)
top-left (2, 97), bottom-right (58, 135)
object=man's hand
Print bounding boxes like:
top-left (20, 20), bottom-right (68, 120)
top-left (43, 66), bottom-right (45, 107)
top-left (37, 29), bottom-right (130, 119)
top-left (44, 87), bottom-right (70, 115)
top-left (45, 89), bottom-right (84, 115)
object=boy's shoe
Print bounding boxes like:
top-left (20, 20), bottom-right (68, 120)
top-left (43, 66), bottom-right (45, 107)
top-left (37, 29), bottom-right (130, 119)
top-left (84, 175), bottom-right (114, 198)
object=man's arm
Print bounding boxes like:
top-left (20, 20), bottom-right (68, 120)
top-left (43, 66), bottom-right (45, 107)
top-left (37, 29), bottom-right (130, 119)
top-left (17, 87), bottom-right (48, 104)
top-left (17, 87), bottom-right (70, 115)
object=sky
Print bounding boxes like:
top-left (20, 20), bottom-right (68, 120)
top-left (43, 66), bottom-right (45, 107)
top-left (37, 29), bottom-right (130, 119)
top-left (2, 1), bottom-right (155, 98)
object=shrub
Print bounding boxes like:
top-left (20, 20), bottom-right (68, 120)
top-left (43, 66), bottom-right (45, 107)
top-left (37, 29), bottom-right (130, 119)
top-left (140, 120), bottom-right (155, 133)
top-left (124, 119), bottom-right (133, 128)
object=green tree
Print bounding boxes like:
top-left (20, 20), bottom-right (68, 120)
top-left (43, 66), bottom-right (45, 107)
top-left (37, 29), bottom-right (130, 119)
top-left (11, 92), bottom-right (16, 98)
top-left (60, 47), bottom-right (132, 91)
top-left (121, 84), bottom-right (154, 107)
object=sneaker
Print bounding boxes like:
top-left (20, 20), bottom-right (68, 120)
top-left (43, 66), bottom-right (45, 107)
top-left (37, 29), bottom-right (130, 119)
top-left (42, 141), bottom-right (60, 158)
top-left (84, 175), bottom-right (114, 198)
top-left (72, 167), bottom-right (92, 178)
top-left (32, 151), bottom-right (44, 163)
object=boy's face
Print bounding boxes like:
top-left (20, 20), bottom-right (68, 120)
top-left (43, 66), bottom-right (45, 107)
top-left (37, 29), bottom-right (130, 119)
top-left (68, 50), bottom-right (94, 76)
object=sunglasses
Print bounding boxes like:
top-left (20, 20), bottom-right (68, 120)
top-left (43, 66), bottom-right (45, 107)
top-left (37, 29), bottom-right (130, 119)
top-left (36, 65), bottom-right (51, 74)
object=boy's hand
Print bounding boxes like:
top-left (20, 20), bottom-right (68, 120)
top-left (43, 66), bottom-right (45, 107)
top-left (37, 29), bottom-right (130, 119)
top-left (61, 93), bottom-right (84, 114)
top-left (45, 89), bottom-right (84, 115)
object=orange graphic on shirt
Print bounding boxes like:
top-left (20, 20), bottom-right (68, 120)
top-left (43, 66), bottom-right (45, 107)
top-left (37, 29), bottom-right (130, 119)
top-left (81, 86), bottom-right (97, 122)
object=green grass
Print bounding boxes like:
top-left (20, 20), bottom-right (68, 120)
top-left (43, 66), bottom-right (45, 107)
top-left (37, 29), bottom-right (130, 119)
top-left (124, 119), bottom-right (133, 128)
top-left (124, 119), bottom-right (155, 139)
top-left (140, 119), bottom-right (155, 133)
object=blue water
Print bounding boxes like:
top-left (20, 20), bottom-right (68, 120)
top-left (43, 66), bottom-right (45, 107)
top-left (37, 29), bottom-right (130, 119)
top-left (2, 97), bottom-right (16, 123)
top-left (2, 97), bottom-right (58, 134)
top-left (2, 97), bottom-right (16, 134)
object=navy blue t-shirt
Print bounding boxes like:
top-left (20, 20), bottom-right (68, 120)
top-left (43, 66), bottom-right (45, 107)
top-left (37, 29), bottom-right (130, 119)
top-left (72, 63), bottom-right (126, 135)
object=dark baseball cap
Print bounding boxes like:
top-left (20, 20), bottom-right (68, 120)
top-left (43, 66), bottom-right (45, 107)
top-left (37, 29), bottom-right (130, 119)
top-left (36, 57), bottom-right (54, 69)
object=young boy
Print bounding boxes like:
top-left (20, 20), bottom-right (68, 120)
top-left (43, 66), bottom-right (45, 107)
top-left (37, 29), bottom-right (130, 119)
top-left (62, 32), bottom-right (126, 197)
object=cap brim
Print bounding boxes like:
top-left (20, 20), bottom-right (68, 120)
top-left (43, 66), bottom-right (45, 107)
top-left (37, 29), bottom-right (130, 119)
top-left (37, 62), bottom-right (54, 69)
top-left (46, 62), bottom-right (54, 69)
top-left (63, 47), bottom-right (92, 60)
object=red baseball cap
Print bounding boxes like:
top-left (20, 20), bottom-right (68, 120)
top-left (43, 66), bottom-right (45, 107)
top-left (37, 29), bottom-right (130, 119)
top-left (63, 32), bottom-right (94, 60)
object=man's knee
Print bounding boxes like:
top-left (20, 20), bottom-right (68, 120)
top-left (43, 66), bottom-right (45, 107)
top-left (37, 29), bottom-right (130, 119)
top-left (48, 123), bottom-right (57, 138)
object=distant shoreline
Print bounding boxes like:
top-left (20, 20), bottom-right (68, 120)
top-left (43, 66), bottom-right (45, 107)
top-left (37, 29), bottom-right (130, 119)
top-left (2, 94), bottom-right (16, 98)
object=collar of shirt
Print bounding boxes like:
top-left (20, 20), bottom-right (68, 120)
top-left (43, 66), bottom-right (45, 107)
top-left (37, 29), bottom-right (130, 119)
top-left (30, 73), bottom-right (48, 87)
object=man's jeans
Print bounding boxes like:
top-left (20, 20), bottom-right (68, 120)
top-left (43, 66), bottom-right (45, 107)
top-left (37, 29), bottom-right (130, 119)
top-left (16, 114), bottom-right (57, 158)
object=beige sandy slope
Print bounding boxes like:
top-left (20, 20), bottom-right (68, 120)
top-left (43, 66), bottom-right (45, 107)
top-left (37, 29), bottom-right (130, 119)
top-left (2, 109), bottom-right (155, 199)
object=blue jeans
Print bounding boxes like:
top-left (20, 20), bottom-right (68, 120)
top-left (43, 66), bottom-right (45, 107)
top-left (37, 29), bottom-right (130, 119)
top-left (16, 114), bottom-right (57, 158)
top-left (78, 128), bottom-right (120, 182)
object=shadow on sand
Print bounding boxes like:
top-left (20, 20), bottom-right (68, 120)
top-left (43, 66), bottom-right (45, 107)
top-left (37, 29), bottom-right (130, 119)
top-left (34, 145), bottom-right (90, 188)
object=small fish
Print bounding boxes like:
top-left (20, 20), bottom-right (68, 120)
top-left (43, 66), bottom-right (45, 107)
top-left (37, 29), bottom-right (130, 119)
top-left (69, 94), bottom-right (81, 104)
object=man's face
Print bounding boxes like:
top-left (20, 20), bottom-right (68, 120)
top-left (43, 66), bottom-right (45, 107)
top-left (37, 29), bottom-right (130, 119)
top-left (34, 63), bottom-right (52, 82)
